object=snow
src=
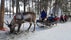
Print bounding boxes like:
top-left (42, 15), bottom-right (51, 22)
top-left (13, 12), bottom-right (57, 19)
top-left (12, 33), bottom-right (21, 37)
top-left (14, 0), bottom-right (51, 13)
top-left (22, 22), bottom-right (71, 40)
top-left (0, 15), bottom-right (71, 40)
top-left (32, 22), bottom-right (71, 40)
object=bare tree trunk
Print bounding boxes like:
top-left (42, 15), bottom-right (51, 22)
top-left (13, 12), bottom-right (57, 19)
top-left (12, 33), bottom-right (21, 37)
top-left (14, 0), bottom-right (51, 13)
top-left (52, 0), bottom-right (59, 16)
top-left (32, 0), bottom-right (33, 9)
top-left (0, 0), bottom-right (4, 30)
top-left (12, 0), bottom-right (15, 15)
top-left (23, 0), bottom-right (26, 12)
top-left (28, 0), bottom-right (30, 11)
top-left (9, 0), bottom-right (12, 18)
top-left (70, 1), bottom-right (71, 15)
top-left (37, 0), bottom-right (40, 15)
top-left (16, 0), bottom-right (19, 14)
top-left (49, 0), bottom-right (52, 14)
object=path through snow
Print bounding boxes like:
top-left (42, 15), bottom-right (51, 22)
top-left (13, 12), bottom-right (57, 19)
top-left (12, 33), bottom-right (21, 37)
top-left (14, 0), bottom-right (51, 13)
top-left (0, 22), bottom-right (71, 40)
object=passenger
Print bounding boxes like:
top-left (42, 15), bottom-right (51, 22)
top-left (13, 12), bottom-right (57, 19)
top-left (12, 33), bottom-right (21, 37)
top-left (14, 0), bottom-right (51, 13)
top-left (48, 14), bottom-right (55, 22)
top-left (40, 10), bottom-right (47, 22)
top-left (60, 15), bottom-right (64, 22)
top-left (64, 14), bottom-right (68, 22)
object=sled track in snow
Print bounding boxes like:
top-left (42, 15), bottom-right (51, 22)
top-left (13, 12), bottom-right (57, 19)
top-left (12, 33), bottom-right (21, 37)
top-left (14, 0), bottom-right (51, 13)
top-left (0, 31), bottom-right (36, 40)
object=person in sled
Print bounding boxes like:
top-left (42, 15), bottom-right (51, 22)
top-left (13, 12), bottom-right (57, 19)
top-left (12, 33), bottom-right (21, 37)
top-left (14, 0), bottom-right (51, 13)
top-left (54, 15), bottom-right (59, 25)
top-left (48, 14), bottom-right (55, 23)
top-left (60, 15), bottom-right (64, 22)
top-left (40, 10), bottom-right (47, 22)
top-left (64, 14), bottom-right (68, 22)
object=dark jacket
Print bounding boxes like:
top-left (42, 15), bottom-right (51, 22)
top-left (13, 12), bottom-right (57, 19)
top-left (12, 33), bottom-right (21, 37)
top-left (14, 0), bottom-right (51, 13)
top-left (40, 10), bottom-right (47, 19)
top-left (48, 16), bottom-right (54, 22)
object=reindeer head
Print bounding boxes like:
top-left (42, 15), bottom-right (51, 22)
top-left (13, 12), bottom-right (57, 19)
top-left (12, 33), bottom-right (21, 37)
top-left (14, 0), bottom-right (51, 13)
top-left (5, 20), bottom-right (14, 33)
top-left (5, 20), bottom-right (11, 28)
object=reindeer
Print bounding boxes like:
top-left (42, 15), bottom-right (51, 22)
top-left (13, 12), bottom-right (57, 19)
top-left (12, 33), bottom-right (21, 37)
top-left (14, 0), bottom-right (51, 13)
top-left (5, 12), bottom-right (36, 33)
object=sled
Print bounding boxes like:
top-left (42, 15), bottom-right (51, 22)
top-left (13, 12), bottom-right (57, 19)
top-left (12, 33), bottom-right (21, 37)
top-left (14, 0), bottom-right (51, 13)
top-left (36, 20), bottom-right (52, 28)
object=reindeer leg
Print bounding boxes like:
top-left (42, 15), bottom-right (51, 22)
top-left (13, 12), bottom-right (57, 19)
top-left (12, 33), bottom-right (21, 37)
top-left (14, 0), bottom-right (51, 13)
top-left (32, 22), bottom-right (36, 32)
top-left (10, 28), bottom-right (14, 34)
top-left (26, 22), bottom-right (32, 31)
top-left (9, 27), bottom-right (15, 34)
top-left (17, 24), bottom-right (21, 32)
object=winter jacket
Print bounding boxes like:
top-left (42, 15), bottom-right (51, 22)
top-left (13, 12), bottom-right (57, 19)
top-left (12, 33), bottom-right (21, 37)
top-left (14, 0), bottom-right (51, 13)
top-left (48, 16), bottom-right (54, 22)
top-left (54, 17), bottom-right (59, 21)
top-left (40, 10), bottom-right (47, 19)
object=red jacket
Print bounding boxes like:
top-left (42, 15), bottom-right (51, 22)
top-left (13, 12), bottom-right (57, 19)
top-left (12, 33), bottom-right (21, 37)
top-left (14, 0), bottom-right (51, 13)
top-left (54, 17), bottom-right (59, 21)
top-left (64, 15), bottom-right (68, 19)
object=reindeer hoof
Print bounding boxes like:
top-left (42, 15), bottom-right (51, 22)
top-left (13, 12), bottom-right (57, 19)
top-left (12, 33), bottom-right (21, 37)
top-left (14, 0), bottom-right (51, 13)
top-left (13, 32), bottom-right (18, 34)
top-left (32, 30), bottom-right (35, 32)
top-left (25, 30), bottom-right (29, 32)
top-left (32, 31), bottom-right (34, 32)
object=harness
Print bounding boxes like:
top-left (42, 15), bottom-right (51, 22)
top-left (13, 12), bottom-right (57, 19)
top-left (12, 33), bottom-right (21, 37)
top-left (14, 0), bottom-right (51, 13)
top-left (14, 16), bottom-right (16, 22)
top-left (14, 14), bottom-right (23, 22)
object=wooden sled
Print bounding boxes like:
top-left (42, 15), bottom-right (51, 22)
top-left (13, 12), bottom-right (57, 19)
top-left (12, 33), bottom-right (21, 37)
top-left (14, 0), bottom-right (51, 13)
top-left (36, 20), bottom-right (52, 28)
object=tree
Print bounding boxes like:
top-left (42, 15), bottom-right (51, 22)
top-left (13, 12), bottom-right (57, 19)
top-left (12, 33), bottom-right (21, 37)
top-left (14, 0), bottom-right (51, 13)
top-left (12, 0), bottom-right (15, 15)
top-left (0, 0), bottom-right (5, 30)
top-left (22, 0), bottom-right (28, 12)
top-left (52, 0), bottom-right (64, 16)
top-left (16, 0), bottom-right (19, 14)
top-left (40, 0), bottom-right (48, 13)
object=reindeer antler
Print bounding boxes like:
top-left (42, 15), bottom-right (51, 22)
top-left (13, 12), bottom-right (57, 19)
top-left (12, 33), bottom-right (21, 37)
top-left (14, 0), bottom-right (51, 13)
top-left (4, 20), bottom-right (10, 25)
top-left (6, 20), bottom-right (9, 24)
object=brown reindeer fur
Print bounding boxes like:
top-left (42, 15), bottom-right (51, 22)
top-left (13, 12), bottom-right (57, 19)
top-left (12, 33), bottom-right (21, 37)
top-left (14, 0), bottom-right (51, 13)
top-left (7, 12), bottom-right (36, 33)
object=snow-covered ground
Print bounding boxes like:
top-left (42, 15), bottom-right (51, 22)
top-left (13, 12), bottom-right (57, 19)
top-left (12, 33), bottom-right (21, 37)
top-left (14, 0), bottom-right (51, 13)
top-left (0, 15), bottom-right (71, 40)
